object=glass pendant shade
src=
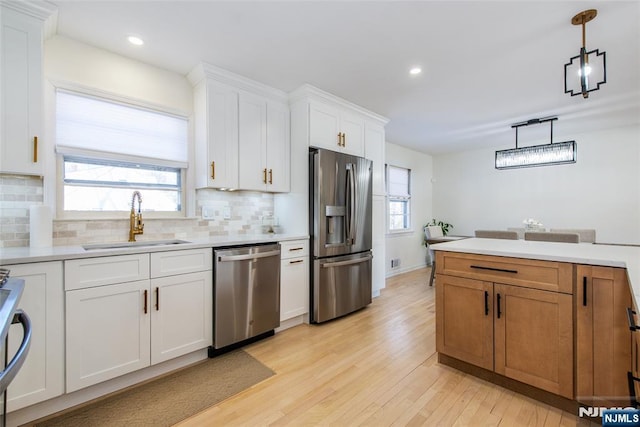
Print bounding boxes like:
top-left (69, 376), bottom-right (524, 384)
top-left (495, 141), bottom-right (577, 169)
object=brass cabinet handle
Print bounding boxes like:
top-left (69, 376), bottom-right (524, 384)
top-left (33, 136), bottom-right (38, 163)
top-left (155, 287), bottom-right (159, 311)
top-left (341, 133), bottom-right (346, 147)
top-left (143, 289), bottom-right (148, 314)
top-left (337, 132), bottom-right (343, 146)
top-left (289, 247), bottom-right (304, 252)
top-left (289, 259), bottom-right (304, 264)
top-left (210, 161), bottom-right (215, 180)
top-left (268, 169), bottom-right (273, 184)
top-left (263, 168), bottom-right (267, 184)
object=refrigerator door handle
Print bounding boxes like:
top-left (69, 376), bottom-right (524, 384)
top-left (322, 254), bottom-right (373, 268)
top-left (345, 163), bottom-right (356, 245)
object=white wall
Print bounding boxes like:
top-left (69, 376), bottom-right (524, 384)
top-left (433, 124), bottom-right (640, 244)
top-left (43, 35), bottom-right (196, 215)
top-left (44, 36), bottom-right (193, 113)
top-left (385, 142), bottom-right (433, 277)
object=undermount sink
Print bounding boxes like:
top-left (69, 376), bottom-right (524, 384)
top-left (82, 239), bottom-right (191, 251)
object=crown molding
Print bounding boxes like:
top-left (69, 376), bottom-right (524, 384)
top-left (187, 62), bottom-right (288, 103)
top-left (289, 83), bottom-right (389, 125)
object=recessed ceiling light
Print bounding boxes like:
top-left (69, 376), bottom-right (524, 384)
top-left (409, 67), bottom-right (422, 75)
top-left (127, 36), bottom-right (144, 46)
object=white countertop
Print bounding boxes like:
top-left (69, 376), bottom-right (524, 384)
top-left (431, 237), bottom-right (640, 306)
top-left (0, 234), bottom-right (308, 265)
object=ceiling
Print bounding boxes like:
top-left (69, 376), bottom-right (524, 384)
top-left (49, 0), bottom-right (640, 155)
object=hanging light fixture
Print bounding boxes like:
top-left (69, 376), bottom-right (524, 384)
top-left (495, 117), bottom-right (577, 169)
top-left (564, 9), bottom-right (607, 98)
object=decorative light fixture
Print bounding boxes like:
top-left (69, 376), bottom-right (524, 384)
top-left (564, 9), bottom-right (606, 98)
top-left (495, 117), bottom-right (577, 170)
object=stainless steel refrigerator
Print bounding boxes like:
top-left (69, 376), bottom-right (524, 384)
top-left (309, 148), bottom-right (373, 323)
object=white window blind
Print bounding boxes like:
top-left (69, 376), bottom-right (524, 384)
top-left (56, 90), bottom-right (188, 167)
top-left (387, 166), bottom-right (410, 197)
top-left (386, 165), bottom-right (411, 231)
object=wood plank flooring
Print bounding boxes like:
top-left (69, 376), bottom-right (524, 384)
top-left (178, 268), bottom-right (596, 426)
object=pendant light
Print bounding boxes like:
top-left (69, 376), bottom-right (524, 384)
top-left (564, 9), bottom-right (607, 98)
top-left (495, 117), bottom-right (577, 169)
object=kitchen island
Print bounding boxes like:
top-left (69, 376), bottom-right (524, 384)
top-left (431, 237), bottom-right (640, 412)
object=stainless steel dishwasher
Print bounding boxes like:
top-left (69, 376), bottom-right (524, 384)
top-left (212, 244), bottom-right (281, 350)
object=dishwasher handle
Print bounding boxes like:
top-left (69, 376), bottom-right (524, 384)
top-left (218, 249), bottom-right (281, 262)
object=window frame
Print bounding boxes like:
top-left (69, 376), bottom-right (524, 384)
top-left (53, 86), bottom-right (189, 220)
top-left (385, 164), bottom-right (412, 233)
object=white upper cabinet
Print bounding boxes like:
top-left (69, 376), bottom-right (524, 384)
top-left (265, 100), bottom-right (291, 192)
top-left (309, 101), bottom-right (364, 156)
top-left (291, 84), bottom-right (387, 159)
top-left (189, 63), bottom-right (290, 192)
top-left (192, 79), bottom-right (239, 189)
top-left (238, 92), bottom-right (290, 192)
top-left (1, 3), bottom-right (55, 176)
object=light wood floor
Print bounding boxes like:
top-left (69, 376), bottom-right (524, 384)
top-left (178, 268), bottom-right (595, 426)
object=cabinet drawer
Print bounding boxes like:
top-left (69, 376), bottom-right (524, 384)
top-left (280, 239), bottom-right (309, 259)
top-left (436, 251), bottom-right (573, 294)
top-left (150, 248), bottom-right (212, 278)
top-left (65, 254), bottom-right (150, 290)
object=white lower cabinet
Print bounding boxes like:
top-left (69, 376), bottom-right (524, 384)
top-left (150, 271), bottom-right (212, 364)
top-left (65, 280), bottom-right (151, 392)
top-left (65, 249), bottom-right (213, 392)
top-left (279, 240), bottom-right (309, 321)
top-left (2, 262), bottom-right (64, 412)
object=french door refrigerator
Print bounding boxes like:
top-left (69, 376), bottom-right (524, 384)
top-left (310, 148), bottom-right (373, 323)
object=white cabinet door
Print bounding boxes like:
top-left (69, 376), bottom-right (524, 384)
top-left (340, 112), bottom-right (365, 156)
top-left (365, 123), bottom-right (386, 196)
top-left (280, 257), bottom-right (309, 321)
top-left (66, 280), bottom-right (151, 392)
top-left (0, 7), bottom-right (44, 176)
top-left (266, 101), bottom-right (290, 192)
top-left (150, 271), bottom-right (212, 364)
top-left (309, 102), bottom-right (341, 151)
top-left (238, 91), bottom-right (267, 191)
top-left (279, 239), bottom-right (309, 321)
top-left (3, 262), bottom-right (64, 412)
top-left (194, 80), bottom-right (239, 189)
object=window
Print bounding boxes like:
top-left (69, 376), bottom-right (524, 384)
top-left (386, 165), bottom-right (411, 231)
top-left (56, 90), bottom-right (188, 214)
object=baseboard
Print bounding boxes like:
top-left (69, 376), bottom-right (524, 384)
top-left (385, 263), bottom-right (428, 278)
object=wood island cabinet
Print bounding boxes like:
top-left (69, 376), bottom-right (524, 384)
top-left (576, 265), bottom-right (631, 406)
top-left (436, 251), bottom-right (574, 399)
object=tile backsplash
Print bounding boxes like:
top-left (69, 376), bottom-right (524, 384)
top-left (0, 174), bottom-right (275, 248)
top-left (0, 175), bottom-right (44, 247)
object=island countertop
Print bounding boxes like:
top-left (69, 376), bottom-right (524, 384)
top-left (431, 237), bottom-right (640, 306)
